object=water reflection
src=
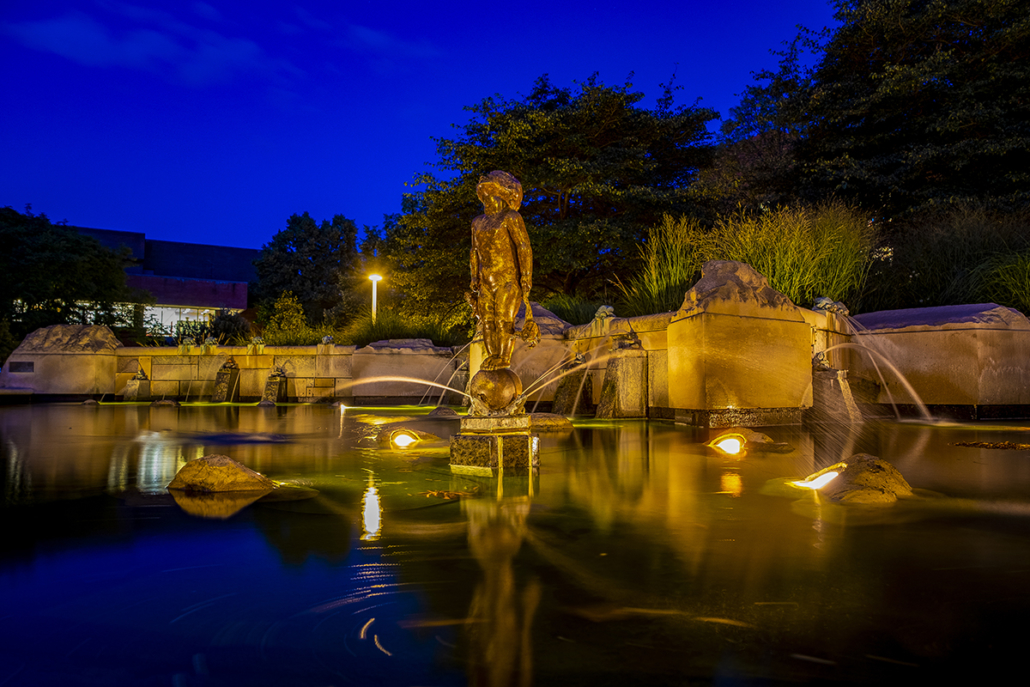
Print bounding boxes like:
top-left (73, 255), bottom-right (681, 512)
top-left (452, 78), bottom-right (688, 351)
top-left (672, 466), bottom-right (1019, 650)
top-left (3, 405), bottom-right (1030, 683)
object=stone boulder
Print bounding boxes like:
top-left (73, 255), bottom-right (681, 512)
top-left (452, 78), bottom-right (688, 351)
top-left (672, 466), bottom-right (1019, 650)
top-left (167, 455), bottom-right (275, 493)
top-left (14, 324), bottom-right (122, 353)
top-left (678, 260), bottom-right (801, 320)
top-left (801, 453), bottom-right (913, 504)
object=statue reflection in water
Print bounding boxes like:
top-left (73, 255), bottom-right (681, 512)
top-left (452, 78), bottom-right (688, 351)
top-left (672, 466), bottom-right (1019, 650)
top-left (463, 495), bottom-right (540, 687)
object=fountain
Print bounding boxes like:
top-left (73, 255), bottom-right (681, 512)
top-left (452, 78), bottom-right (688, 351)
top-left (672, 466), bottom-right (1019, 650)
top-left (450, 171), bottom-right (542, 470)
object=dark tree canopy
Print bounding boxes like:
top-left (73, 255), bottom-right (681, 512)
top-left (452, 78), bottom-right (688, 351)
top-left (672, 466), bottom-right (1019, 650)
top-left (0, 207), bottom-right (138, 337)
top-left (723, 0), bottom-right (1030, 217)
top-left (383, 74), bottom-right (718, 312)
top-left (253, 212), bottom-right (360, 324)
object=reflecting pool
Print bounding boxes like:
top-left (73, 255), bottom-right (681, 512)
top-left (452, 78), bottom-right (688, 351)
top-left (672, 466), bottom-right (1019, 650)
top-left (2, 403), bottom-right (1030, 685)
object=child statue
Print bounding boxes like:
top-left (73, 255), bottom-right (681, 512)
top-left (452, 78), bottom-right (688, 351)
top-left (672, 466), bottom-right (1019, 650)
top-left (468, 171), bottom-right (540, 372)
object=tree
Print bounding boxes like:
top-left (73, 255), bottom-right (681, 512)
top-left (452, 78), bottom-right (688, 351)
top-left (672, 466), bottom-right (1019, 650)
top-left (0, 207), bottom-right (141, 338)
top-left (383, 74), bottom-right (718, 314)
top-left (253, 212), bottom-right (360, 325)
top-left (733, 0), bottom-right (1030, 217)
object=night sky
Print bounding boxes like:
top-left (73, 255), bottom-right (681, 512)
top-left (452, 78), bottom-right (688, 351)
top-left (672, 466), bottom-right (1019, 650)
top-left (2, 1), bottom-right (838, 250)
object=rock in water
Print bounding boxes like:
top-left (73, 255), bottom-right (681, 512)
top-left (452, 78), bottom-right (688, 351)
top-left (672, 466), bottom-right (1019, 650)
top-left (167, 454), bottom-right (275, 493)
top-left (803, 453), bottom-right (913, 504)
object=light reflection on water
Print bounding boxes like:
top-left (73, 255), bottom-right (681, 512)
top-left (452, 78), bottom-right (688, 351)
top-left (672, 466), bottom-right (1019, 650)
top-left (1, 403), bottom-right (1030, 684)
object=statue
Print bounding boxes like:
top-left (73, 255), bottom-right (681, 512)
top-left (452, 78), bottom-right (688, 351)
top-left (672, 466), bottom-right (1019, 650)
top-left (466, 171), bottom-right (540, 414)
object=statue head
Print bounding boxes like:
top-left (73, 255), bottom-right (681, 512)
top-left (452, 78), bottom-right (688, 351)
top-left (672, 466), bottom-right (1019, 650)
top-left (477, 171), bottom-right (523, 211)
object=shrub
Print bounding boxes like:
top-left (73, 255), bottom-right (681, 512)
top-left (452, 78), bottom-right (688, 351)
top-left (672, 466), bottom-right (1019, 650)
top-left (615, 214), bottom-right (709, 317)
top-left (209, 309), bottom-right (252, 344)
top-left (973, 251), bottom-right (1030, 315)
top-left (541, 293), bottom-right (607, 325)
top-left (262, 292), bottom-right (337, 346)
top-left (860, 206), bottom-right (1030, 312)
top-left (616, 202), bottom-right (876, 317)
top-left (339, 310), bottom-right (468, 348)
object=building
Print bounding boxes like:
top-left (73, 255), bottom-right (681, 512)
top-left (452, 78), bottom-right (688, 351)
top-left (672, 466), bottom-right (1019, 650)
top-left (74, 227), bottom-right (260, 333)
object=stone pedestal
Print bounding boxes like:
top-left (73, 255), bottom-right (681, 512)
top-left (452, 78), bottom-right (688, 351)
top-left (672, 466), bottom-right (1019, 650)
top-left (596, 349), bottom-right (648, 418)
top-left (212, 369), bottom-right (240, 402)
top-left (123, 378), bottom-right (151, 402)
top-left (450, 415), bottom-right (540, 469)
top-left (262, 376), bottom-right (284, 404)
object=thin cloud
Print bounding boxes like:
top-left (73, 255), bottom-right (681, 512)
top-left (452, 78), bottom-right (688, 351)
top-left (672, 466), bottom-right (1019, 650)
top-left (5, 8), bottom-right (301, 87)
top-left (192, 3), bottom-right (222, 22)
top-left (344, 24), bottom-right (441, 60)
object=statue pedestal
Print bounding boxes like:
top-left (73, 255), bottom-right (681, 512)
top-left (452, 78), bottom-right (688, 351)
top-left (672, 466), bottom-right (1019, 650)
top-left (211, 369), bottom-right (239, 402)
top-left (450, 415), bottom-right (539, 469)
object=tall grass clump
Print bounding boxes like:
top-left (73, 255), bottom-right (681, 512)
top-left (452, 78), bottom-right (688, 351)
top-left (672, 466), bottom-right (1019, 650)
top-left (861, 206), bottom-right (1030, 312)
top-left (616, 214), bottom-right (709, 317)
top-left (339, 310), bottom-right (469, 348)
top-left (715, 201), bottom-right (876, 310)
top-left (541, 293), bottom-right (605, 325)
top-left (973, 251), bottom-right (1030, 315)
top-left (261, 291), bottom-right (337, 345)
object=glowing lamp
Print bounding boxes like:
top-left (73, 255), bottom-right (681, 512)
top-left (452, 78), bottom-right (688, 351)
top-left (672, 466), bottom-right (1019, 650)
top-left (708, 433), bottom-right (746, 456)
top-left (390, 430), bottom-right (419, 449)
top-left (368, 274), bottom-right (383, 323)
top-left (792, 470), bottom-right (840, 490)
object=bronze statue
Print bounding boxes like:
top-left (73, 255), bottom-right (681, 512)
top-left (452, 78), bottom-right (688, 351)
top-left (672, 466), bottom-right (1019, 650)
top-left (467, 171), bottom-right (539, 413)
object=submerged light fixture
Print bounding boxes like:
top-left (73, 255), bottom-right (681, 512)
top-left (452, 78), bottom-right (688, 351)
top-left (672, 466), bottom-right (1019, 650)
top-left (708, 433), bottom-right (746, 456)
top-left (792, 470), bottom-right (841, 490)
top-left (390, 429), bottom-right (419, 449)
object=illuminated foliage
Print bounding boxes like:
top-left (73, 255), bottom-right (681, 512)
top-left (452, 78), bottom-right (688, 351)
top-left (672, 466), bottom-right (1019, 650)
top-left (383, 74), bottom-right (718, 313)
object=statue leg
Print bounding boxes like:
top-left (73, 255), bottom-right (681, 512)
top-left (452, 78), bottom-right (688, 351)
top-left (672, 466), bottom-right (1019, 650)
top-left (495, 281), bottom-right (520, 368)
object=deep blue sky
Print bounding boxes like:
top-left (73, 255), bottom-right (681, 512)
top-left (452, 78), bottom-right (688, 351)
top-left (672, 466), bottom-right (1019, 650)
top-left (2, 1), bottom-right (838, 250)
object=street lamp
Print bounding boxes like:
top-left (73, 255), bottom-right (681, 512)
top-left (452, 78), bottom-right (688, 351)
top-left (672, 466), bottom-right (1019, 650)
top-left (368, 274), bottom-right (382, 323)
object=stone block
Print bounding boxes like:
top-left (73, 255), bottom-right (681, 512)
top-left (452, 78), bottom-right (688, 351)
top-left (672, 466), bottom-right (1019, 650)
top-left (667, 311), bottom-right (812, 421)
top-left (316, 351), bottom-right (354, 378)
top-left (151, 363), bottom-right (197, 381)
top-left (850, 304), bottom-right (1030, 407)
top-left (596, 351), bottom-right (648, 418)
top-left (274, 355), bottom-right (317, 377)
top-left (648, 349), bottom-right (669, 409)
top-left (151, 380), bottom-right (180, 397)
top-left (450, 432), bottom-right (540, 468)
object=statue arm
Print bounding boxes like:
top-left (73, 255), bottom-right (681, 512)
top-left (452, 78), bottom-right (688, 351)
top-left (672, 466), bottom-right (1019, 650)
top-left (469, 241), bottom-right (479, 292)
top-left (508, 213), bottom-right (533, 296)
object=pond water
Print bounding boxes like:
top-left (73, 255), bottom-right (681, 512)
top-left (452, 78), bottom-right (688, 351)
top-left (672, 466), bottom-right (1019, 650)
top-left (2, 403), bottom-right (1029, 686)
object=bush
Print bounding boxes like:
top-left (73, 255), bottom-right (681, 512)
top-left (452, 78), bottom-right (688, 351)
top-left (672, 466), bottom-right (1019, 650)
top-left (209, 309), bottom-right (252, 344)
top-left (339, 310), bottom-right (469, 348)
top-left (860, 206), bottom-right (1030, 312)
top-left (262, 292), bottom-right (338, 346)
top-left (616, 202), bottom-right (876, 316)
top-left (615, 214), bottom-right (708, 317)
top-left (541, 293), bottom-right (607, 325)
top-left (973, 251), bottom-right (1030, 315)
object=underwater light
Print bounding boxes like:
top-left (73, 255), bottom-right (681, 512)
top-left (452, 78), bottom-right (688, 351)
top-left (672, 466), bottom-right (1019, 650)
top-left (715, 437), bottom-right (743, 455)
top-left (708, 433), bottom-right (746, 455)
top-left (792, 471), bottom-right (840, 490)
top-left (391, 430), bottom-right (419, 448)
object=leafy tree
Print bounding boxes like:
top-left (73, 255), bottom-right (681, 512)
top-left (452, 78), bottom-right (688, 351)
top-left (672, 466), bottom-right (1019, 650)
top-left (731, 0), bottom-right (1030, 217)
top-left (253, 212), bottom-right (360, 325)
top-left (383, 74), bottom-right (718, 314)
top-left (0, 206), bottom-right (143, 338)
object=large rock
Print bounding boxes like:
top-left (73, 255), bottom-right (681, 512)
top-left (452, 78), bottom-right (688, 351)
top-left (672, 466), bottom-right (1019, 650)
top-left (167, 454), bottom-right (275, 493)
top-left (801, 453), bottom-right (913, 504)
top-left (678, 260), bottom-right (800, 319)
top-left (15, 324), bottom-right (121, 352)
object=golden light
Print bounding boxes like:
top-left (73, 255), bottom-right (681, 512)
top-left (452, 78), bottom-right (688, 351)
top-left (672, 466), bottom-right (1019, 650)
top-left (708, 433), bottom-right (746, 455)
top-left (361, 475), bottom-right (382, 541)
top-left (390, 430), bottom-right (419, 449)
top-left (792, 471), bottom-right (841, 490)
top-left (368, 274), bottom-right (383, 323)
top-left (715, 437), bottom-right (743, 455)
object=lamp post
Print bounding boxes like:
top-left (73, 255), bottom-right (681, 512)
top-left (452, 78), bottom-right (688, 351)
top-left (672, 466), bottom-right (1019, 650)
top-left (368, 274), bottom-right (382, 323)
